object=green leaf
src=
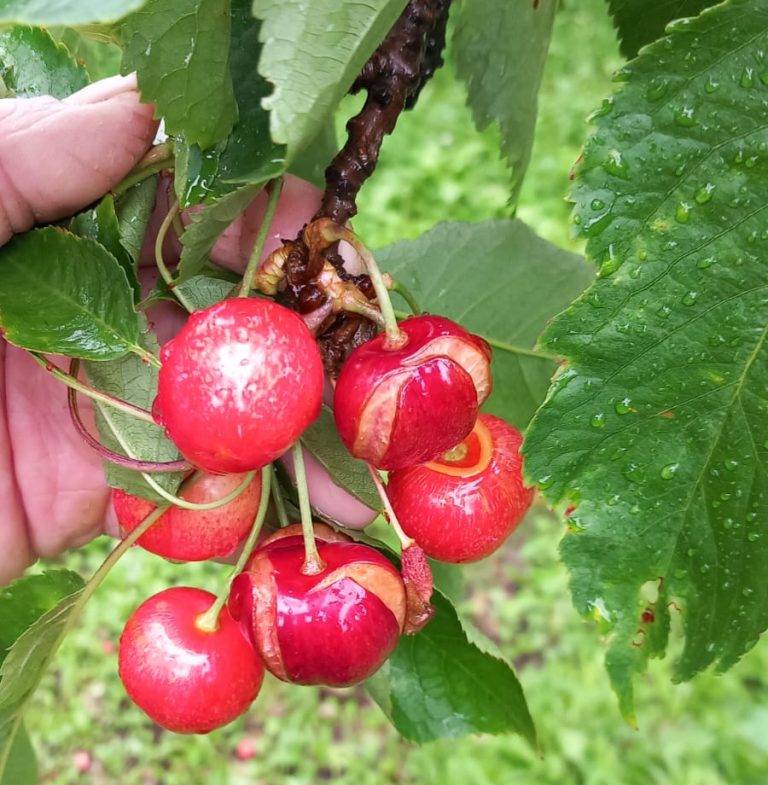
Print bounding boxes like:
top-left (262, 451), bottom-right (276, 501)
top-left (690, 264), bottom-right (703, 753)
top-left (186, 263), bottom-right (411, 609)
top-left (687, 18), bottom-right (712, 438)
top-left (524, 0), bottom-right (768, 720)
top-left (0, 25), bottom-right (87, 97)
top-left (0, 228), bottom-right (141, 360)
top-left (453, 0), bottom-right (556, 203)
top-left (114, 176), bottom-right (158, 263)
top-left (289, 120), bottom-right (337, 189)
top-left (377, 220), bottom-right (593, 429)
top-left (0, 722), bottom-right (36, 785)
top-left (606, 0), bottom-right (719, 59)
top-left (300, 405), bottom-right (381, 511)
top-left (85, 321), bottom-right (184, 502)
top-left (0, 571), bottom-right (84, 667)
top-left (252, 0), bottom-right (408, 157)
top-left (366, 591), bottom-right (536, 744)
top-left (177, 182), bottom-right (264, 281)
top-left (0, 588), bottom-right (83, 711)
top-left (0, 0), bottom-right (146, 26)
top-left (174, 0), bottom-right (286, 205)
top-left (121, 0), bottom-right (236, 149)
top-left (50, 26), bottom-right (122, 81)
top-left (70, 195), bottom-right (141, 302)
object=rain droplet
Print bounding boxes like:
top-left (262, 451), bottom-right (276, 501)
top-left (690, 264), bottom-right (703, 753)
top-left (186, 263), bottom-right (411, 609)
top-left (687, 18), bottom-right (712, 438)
top-left (748, 532), bottom-right (761, 542)
top-left (646, 76), bottom-right (670, 101)
top-left (538, 474), bottom-right (554, 489)
top-left (676, 202), bottom-right (692, 223)
top-left (697, 256), bottom-right (715, 269)
top-left (660, 463), bottom-right (679, 480)
top-left (598, 254), bottom-right (621, 278)
top-left (695, 183), bottom-right (715, 204)
top-left (615, 398), bottom-right (632, 415)
top-left (746, 155), bottom-right (759, 168)
top-left (638, 249), bottom-right (648, 261)
top-left (674, 106), bottom-right (697, 127)
top-left (704, 76), bottom-right (720, 93)
top-left (590, 413), bottom-right (606, 428)
top-left (604, 149), bottom-right (630, 179)
top-left (591, 198), bottom-right (605, 210)
top-left (741, 66), bottom-right (755, 88)
top-left (724, 458), bottom-right (739, 471)
top-left (682, 291), bottom-right (698, 306)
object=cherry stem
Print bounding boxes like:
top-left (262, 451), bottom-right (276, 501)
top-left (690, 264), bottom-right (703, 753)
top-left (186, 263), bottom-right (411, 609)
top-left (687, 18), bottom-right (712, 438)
top-left (131, 345), bottom-right (162, 368)
top-left (237, 176), bottom-right (284, 298)
top-left (67, 361), bottom-right (191, 473)
top-left (367, 464), bottom-right (415, 550)
top-left (156, 200), bottom-right (195, 314)
top-left (271, 466), bottom-right (290, 527)
top-left (292, 441), bottom-right (325, 575)
top-left (387, 276), bottom-right (422, 316)
top-left (196, 465), bottom-right (273, 633)
top-left (143, 470), bottom-right (256, 511)
top-left (112, 142), bottom-right (175, 197)
top-left (0, 501), bottom-right (168, 775)
top-left (29, 352), bottom-right (156, 424)
top-left (329, 225), bottom-right (405, 348)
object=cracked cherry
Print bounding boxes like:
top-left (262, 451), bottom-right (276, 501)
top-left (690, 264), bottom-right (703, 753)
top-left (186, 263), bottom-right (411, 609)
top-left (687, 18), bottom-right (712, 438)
top-left (118, 587), bottom-right (264, 734)
top-left (153, 298), bottom-right (324, 474)
top-left (229, 524), bottom-right (405, 687)
top-left (333, 314), bottom-right (492, 470)
top-left (387, 414), bottom-right (534, 563)
top-left (112, 472), bottom-right (262, 562)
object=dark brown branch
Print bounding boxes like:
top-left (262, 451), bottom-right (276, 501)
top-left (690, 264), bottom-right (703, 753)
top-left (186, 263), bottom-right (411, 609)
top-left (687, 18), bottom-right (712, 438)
top-left (316, 0), bottom-right (451, 225)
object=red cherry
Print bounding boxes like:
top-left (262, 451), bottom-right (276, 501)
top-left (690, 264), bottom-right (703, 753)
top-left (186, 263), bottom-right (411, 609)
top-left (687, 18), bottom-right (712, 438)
top-left (153, 298), bottom-right (324, 473)
top-left (229, 524), bottom-right (405, 687)
top-left (119, 587), bottom-right (264, 734)
top-left (333, 315), bottom-right (492, 470)
top-left (387, 414), bottom-right (534, 563)
top-left (112, 472), bottom-right (262, 561)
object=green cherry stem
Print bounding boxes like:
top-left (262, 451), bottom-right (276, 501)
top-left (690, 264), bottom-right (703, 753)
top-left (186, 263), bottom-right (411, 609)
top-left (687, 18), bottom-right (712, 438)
top-left (196, 465), bottom-right (273, 633)
top-left (0, 503), bottom-right (168, 777)
top-left (156, 200), bottom-right (195, 314)
top-left (387, 276), bottom-right (422, 316)
top-left (271, 466), bottom-right (290, 527)
top-left (142, 470), bottom-right (256, 511)
top-left (367, 464), bottom-right (416, 550)
top-left (112, 142), bottom-right (175, 197)
top-left (29, 353), bottom-right (156, 424)
top-left (131, 345), bottom-right (162, 368)
top-left (292, 441), bottom-right (325, 575)
top-left (237, 176), bottom-right (285, 298)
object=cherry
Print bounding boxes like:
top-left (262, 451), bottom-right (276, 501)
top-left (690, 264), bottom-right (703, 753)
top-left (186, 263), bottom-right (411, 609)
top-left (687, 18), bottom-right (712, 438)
top-left (229, 523), bottom-right (405, 687)
top-left (333, 315), bottom-right (492, 470)
top-left (386, 414), bottom-right (534, 563)
top-left (118, 587), bottom-right (264, 734)
top-left (153, 298), bottom-right (324, 474)
top-left (112, 472), bottom-right (262, 561)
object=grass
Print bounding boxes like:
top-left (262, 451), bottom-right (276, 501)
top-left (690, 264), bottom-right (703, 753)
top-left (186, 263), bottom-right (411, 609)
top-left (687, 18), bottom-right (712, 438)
top-left (26, 1), bottom-right (768, 783)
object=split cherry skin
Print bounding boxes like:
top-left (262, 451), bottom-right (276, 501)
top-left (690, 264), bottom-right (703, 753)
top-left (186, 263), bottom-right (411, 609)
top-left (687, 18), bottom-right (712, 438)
top-left (333, 314), bottom-right (493, 470)
top-left (112, 472), bottom-right (262, 562)
top-left (229, 524), bottom-right (406, 687)
top-left (387, 414), bottom-right (534, 563)
top-left (153, 298), bottom-right (324, 474)
top-left (118, 587), bottom-right (264, 734)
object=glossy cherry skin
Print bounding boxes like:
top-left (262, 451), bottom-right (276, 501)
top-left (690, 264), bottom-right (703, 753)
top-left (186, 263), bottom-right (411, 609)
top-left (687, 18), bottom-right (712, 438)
top-left (229, 524), bottom-right (405, 687)
top-left (153, 298), bottom-right (324, 474)
top-left (112, 472), bottom-right (262, 561)
top-left (333, 315), bottom-right (492, 470)
top-left (118, 587), bottom-right (264, 734)
top-left (387, 414), bottom-right (534, 563)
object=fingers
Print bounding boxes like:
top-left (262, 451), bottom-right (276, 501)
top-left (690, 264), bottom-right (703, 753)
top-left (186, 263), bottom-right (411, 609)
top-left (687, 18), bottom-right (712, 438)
top-left (0, 72), bottom-right (157, 246)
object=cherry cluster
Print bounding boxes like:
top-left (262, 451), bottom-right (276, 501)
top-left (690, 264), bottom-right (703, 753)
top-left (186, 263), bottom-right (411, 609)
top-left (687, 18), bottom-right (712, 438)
top-left (115, 281), bottom-right (532, 734)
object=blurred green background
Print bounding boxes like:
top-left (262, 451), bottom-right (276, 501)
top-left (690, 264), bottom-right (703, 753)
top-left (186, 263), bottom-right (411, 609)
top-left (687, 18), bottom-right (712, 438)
top-left (31, 1), bottom-right (768, 783)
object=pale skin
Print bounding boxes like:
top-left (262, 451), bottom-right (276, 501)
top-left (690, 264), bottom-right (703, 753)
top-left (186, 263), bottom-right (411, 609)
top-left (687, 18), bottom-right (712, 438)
top-left (0, 75), bottom-right (324, 585)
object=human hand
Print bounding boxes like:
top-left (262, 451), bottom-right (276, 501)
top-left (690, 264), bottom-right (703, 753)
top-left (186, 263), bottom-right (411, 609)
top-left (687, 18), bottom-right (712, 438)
top-left (0, 75), bottom-right (323, 584)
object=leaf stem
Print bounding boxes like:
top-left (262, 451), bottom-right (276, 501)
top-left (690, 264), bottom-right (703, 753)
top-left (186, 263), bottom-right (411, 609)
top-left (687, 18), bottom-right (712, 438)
top-left (271, 466), bottom-right (290, 527)
top-left (29, 353), bottom-right (156, 424)
top-left (142, 471), bottom-right (256, 511)
top-left (292, 441), bottom-right (325, 575)
top-left (237, 177), bottom-right (284, 298)
top-left (0, 504), bottom-right (168, 777)
top-left (112, 143), bottom-right (175, 197)
top-left (196, 466), bottom-right (272, 632)
top-left (129, 344), bottom-right (162, 368)
top-left (156, 201), bottom-right (195, 314)
top-left (367, 464), bottom-right (415, 550)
